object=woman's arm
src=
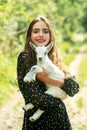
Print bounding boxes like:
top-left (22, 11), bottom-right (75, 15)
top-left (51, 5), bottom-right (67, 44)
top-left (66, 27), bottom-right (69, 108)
top-left (17, 52), bottom-right (62, 109)
top-left (36, 68), bottom-right (64, 87)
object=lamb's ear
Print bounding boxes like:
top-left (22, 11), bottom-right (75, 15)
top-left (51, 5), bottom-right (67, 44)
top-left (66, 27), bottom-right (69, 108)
top-left (29, 41), bottom-right (37, 50)
top-left (46, 42), bottom-right (53, 53)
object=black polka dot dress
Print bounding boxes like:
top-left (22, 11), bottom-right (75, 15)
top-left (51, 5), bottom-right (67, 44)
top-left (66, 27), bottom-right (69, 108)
top-left (17, 52), bottom-right (72, 130)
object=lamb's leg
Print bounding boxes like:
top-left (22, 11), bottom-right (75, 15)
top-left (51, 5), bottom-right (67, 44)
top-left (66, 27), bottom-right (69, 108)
top-left (29, 109), bottom-right (44, 122)
top-left (23, 69), bottom-right (36, 82)
top-left (24, 65), bottom-right (43, 82)
top-left (22, 103), bottom-right (34, 111)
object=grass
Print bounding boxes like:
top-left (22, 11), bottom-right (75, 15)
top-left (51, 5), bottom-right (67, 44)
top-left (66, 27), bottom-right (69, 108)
top-left (77, 46), bottom-right (87, 87)
top-left (76, 97), bottom-right (83, 108)
top-left (60, 52), bottom-right (76, 66)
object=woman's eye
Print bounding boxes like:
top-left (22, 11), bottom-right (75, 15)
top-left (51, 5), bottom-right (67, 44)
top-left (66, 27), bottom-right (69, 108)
top-left (32, 29), bottom-right (49, 34)
top-left (33, 31), bottom-right (38, 33)
top-left (44, 31), bottom-right (49, 34)
top-left (43, 30), bottom-right (49, 34)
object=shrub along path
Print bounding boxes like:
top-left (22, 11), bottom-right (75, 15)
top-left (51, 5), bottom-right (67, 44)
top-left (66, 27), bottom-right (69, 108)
top-left (0, 45), bottom-right (87, 130)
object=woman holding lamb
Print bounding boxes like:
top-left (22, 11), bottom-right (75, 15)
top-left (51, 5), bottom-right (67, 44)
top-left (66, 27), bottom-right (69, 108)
top-left (17, 16), bottom-right (72, 130)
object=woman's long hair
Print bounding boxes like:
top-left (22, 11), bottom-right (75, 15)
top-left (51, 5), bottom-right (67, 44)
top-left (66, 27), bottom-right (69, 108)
top-left (24, 16), bottom-right (70, 76)
top-left (24, 16), bottom-right (59, 65)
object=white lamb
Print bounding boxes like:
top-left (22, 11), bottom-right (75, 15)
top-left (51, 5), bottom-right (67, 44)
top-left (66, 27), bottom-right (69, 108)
top-left (23, 41), bottom-right (67, 122)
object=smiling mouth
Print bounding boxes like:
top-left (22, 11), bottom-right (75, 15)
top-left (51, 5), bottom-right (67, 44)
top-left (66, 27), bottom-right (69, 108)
top-left (36, 39), bottom-right (45, 43)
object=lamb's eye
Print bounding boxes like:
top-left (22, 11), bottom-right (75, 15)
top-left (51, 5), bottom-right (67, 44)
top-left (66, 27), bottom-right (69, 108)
top-left (44, 52), bottom-right (46, 55)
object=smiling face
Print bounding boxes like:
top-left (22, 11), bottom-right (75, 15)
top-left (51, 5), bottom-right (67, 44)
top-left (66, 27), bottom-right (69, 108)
top-left (31, 20), bottom-right (50, 46)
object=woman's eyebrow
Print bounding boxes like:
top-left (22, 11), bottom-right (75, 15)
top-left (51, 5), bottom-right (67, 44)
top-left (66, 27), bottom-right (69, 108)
top-left (43, 28), bottom-right (49, 30)
top-left (33, 28), bottom-right (49, 30)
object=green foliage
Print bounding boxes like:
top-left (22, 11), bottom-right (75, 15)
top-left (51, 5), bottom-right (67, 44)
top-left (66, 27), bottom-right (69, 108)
top-left (77, 47), bottom-right (87, 87)
top-left (0, 0), bottom-right (87, 105)
top-left (57, 41), bottom-right (77, 66)
top-left (77, 97), bottom-right (83, 108)
top-left (0, 51), bottom-right (17, 105)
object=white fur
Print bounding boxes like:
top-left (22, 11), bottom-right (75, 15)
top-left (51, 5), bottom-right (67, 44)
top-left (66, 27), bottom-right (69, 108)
top-left (23, 42), bottom-right (67, 122)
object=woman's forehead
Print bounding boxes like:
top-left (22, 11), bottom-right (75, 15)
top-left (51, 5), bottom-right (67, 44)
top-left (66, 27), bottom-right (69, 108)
top-left (32, 21), bottom-right (49, 30)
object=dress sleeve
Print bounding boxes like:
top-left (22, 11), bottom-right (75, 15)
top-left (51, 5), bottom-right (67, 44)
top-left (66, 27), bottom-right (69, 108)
top-left (17, 52), bottom-right (60, 109)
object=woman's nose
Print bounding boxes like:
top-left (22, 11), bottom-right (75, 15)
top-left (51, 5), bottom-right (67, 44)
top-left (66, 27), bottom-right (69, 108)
top-left (39, 31), bottom-right (43, 36)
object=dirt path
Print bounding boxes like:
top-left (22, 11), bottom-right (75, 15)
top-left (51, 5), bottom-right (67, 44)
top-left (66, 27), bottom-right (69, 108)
top-left (64, 86), bottom-right (87, 130)
top-left (0, 92), bottom-right (24, 130)
top-left (64, 46), bottom-right (87, 130)
top-left (0, 46), bottom-right (87, 130)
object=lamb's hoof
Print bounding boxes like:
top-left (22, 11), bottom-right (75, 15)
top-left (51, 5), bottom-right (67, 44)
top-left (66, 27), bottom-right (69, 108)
top-left (22, 106), bottom-right (27, 111)
top-left (29, 117), bottom-right (36, 122)
top-left (22, 106), bottom-right (29, 111)
top-left (23, 78), bottom-right (27, 82)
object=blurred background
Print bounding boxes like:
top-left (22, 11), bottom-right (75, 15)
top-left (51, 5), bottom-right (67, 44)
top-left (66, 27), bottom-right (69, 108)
top-left (0, 0), bottom-right (87, 130)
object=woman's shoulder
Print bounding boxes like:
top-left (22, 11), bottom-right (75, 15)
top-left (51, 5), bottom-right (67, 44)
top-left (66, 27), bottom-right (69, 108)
top-left (17, 51), bottom-right (29, 61)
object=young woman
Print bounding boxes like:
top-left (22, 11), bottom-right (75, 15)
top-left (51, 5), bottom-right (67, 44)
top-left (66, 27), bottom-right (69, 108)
top-left (17, 16), bottom-right (72, 130)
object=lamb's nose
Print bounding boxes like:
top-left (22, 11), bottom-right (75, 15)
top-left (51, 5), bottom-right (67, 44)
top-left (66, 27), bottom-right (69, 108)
top-left (39, 58), bottom-right (42, 61)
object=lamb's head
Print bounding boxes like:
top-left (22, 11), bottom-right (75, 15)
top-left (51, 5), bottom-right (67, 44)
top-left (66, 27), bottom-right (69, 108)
top-left (36, 46), bottom-right (47, 62)
top-left (29, 41), bottom-right (53, 63)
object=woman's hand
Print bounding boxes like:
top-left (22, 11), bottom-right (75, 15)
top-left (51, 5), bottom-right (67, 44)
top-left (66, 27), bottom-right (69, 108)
top-left (36, 68), bottom-right (49, 82)
top-left (36, 68), bottom-right (64, 87)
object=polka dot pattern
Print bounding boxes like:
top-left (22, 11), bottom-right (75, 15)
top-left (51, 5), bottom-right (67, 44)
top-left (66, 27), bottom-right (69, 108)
top-left (17, 52), bottom-right (72, 130)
